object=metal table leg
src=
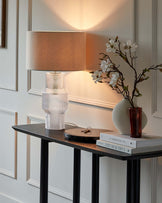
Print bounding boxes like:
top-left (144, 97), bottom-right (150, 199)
top-left (127, 159), bottom-right (141, 203)
top-left (92, 154), bottom-right (100, 203)
top-left (73, 148), bottom-right (81, 203)
top-left (40, 139), bottom-right (49, 203)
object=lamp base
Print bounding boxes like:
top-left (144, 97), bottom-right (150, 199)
top-left (45, 113), bottom-right (65, 130)
top-left (42, 72), bottom-right (68, 130)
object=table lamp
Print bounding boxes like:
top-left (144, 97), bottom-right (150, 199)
top-left (26, 31), bottom-right (97, 130)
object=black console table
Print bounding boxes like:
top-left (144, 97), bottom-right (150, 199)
top-left (13, 124), bottom-right (162, 203)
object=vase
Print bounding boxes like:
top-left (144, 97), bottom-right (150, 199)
top-left (129, 107), bottom-right (142, 138)
top-left (112, 99), bottom-right (147, 136)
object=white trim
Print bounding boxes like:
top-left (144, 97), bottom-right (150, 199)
top-left (27, 115), bottom-right (44, 123)
top-left (26, 115), bottom-right (44, 181)
top-left (28, 0), bottom-right (32, 31)
top-left (27, 70), bottom-right (32, 93)
top-left (27, 178), bottom-right (89, 203)
top-left (0, 192), bottom-right (22, 203)
top-left (152, 0), bottom-right (158, 117)
top-left (151, 158), bottom-right (158, 203)
top-left (69, 95), bottom-right (116, 109)
top-left (0, 0), bottom-right (19, 91)
top-left (150, 1), bottom-right (158, 203)
top-left (28, 88), bottom-right (42, 96)
top-left (132, 0), bottom-right (137, 42)
top-left (0, 168), bottom-right (15, 179)
top-left (0, 109), bottom-right (17, 179)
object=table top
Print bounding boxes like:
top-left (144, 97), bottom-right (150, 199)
top-left (12, 123), bottom-right (162, 161)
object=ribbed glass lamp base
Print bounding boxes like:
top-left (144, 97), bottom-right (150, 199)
top-left (42, 72), bottom-right (68, 130)
top-left (45, 113), bottom-right (65, 130)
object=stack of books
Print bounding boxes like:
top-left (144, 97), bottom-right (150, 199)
top-left (96, 132), bottom-right (162, 154)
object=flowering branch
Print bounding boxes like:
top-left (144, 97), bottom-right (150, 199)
top-left (91, 36), bottom-right (162, 108)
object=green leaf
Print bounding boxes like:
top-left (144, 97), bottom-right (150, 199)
top-left (136, 94), bottom-right (142, 97)
top-left (123, 86), bottom-right (128, 91)
top-left (135, 88), bottom-right (142, 97)
top-left (144, 76), bottom-right (149, 80)
top-left (135, 88), bottom-right (140, 94)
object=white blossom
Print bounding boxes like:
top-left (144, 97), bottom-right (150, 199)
top-left (131, 43), bottom-right (138, 52)
top-left (123, 40), bottom-right (138, 53)
top-left (109, 72), bottom-right (119, 87)
top-left (100, 59), bottom-right (112, 73)
top-left (106, 39), bottom-right (118, 53)
top-left (91, 70), bottom-right (102, 83)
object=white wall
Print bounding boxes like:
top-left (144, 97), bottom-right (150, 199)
top-left (0, 0), bottom-right (161, 202)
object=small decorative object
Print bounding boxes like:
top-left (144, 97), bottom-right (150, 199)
top-left (129, 107), bottom-right (142, 138)
top-left (112, 99), bottom-right (147, 135)
top-left (91, 36), bottom-right (162, 137)
top-left (64, 128), bottom-right (109, 142)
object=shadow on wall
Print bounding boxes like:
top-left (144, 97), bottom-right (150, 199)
top-left (43, 0), bottom-right (129, 31)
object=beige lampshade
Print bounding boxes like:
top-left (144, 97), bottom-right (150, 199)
top-left (27, 31), bottom-right (88, 71)
top-left (26, 31), bottom-right (103, 71)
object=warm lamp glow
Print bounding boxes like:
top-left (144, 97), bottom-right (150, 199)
top-left (44, 0), bottom-right (126, 30)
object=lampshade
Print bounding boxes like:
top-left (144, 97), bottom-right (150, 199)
top-left (27, 31), bottom-right (88, 71)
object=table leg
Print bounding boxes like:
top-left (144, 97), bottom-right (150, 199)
top-left (126, 159), bottom-right (141, 203)
top-left (40, 139), bottom-right (49, 203)
top-left (73, 148), bottom-right (81, 203)
top-left (92, 154), bottom-right (100, 203)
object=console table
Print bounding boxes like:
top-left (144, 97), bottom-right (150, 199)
top-left (12, 123), bottom-right (162, 203)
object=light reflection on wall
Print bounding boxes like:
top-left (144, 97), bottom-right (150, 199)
top-left (44, 0), bottom-right (126, 30)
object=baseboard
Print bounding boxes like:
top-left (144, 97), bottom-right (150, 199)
top-left (0, 192), bottom-right (22, 203)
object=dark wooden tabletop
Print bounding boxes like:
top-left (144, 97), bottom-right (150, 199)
top-left (12, 123), bottom-right (162, 161)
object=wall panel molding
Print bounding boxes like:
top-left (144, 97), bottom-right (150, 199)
top-left (69, 95), bottom-right (116, 109)
top-left (132, 0), bottom-right (138, 42)
top-left (0, 192), bottom-right (22, 203)
top-left (0, 0), bottom-right (19, 91)
top-left (151, 158), bottom-right (158, 203)
top-left (0, 109), bottom-right (17, 179)
top-left (26, 115), bottom-right (44, 182)
top-left (27, 178), bottom-right (88, 203)
top-left (151, 0), bottom-right (160, 118)
top-left (151, 0), bottom-right (162, 118)
top-left (150, 1), bottom-right (158, 203)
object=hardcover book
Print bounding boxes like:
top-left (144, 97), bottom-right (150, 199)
top-left (96, 139), bottom-right (162, 154)
top-left (100, 132), bottom-right (162, 148)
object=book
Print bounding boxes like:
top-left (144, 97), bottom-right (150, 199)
top-left (100, 132), bottom-right (162, 148)
top-left (96, 139), bottom-right (162, 154)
